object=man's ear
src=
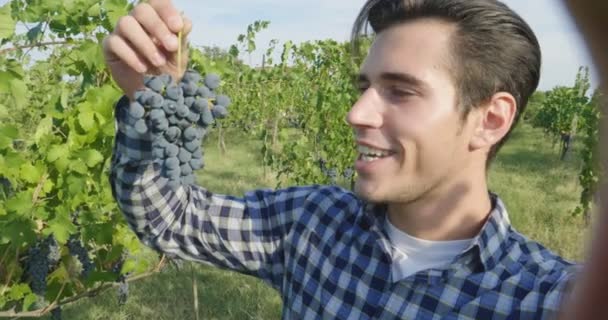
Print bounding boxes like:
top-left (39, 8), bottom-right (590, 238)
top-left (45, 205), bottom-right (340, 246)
top-left (469, 92), bottom-right (517, 151)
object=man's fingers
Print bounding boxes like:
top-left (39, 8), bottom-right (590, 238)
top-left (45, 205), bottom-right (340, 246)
top-left (116, 15), bottom-right (167, 67)
top-left (182, 16), bottom-right (193, 38)
top-left (103, 34), bottom-right (149, 74)
top-left (131, 3), bottom-right (179, 52)
top-left (149, 0), bottom-right (183, 33)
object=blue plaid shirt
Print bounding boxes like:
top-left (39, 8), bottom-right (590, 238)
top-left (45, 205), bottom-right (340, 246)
top-left (110, 96), bottom-right (579, 319)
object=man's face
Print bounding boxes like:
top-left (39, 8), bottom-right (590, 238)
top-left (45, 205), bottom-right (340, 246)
top-left (347, 19), bottom-right (476, 204)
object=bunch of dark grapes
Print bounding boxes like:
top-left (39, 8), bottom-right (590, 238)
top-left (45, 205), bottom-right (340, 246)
top-left (67, 235), bottom-right (94, 278)
top-left (50, 306), bottom-right (62, 320)
top-left (0, 176), bottom-right (12, 197)
top-left (117, 281), bottom-right (129, 306)
top-left (111, 257), bottom-right (126, 281)
top-left (23, 235), bottom-right (61, 296)
top-left (24, 244), bottom-right (50, 296)
top-left (318, 158), bottom-right (338, 185)
top-left (124, 70), bottom-right (230, 190)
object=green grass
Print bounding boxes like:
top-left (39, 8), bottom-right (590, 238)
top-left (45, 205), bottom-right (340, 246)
top-left (40, 124), bottom-right (590, 319)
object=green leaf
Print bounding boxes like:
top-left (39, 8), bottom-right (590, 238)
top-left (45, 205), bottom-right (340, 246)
top-left (0, 124), bottom-right (18, 149)
top-left (46, 213), bottom-right (76, 243)
top-left (22, 293), bottom-right (38, 311)
top-left (6, 191), bottom-right (34, 214)
top-left (78, 110), bottom-right (96, 131)
top-left (47, 144), bottom-right (68, 163)
top-left (19, 163), bottom-right (44, 184)
top-left (0, 220), bottom-right (36, 245)
top-left (0, 4), bottom-right (15, 40)
top-left (79, 149), bottom-right (104, 167)
top-left (34, 116), bottom-right (53, 145)
top-left (121, 259), bottom-right (137, 274)
top-left (10, 78), bottom-right (28, 110)
top-left (8, 284), bottom-right (31, 301)
top-left (0, 103), bottom-right (8, 119)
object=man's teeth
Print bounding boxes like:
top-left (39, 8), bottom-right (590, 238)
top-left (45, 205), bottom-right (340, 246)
top-left (357, 145), bottom-right (391, 161)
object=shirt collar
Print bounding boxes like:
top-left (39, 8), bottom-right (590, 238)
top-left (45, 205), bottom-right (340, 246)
top-left (356, 192), bottom-right (512, 272)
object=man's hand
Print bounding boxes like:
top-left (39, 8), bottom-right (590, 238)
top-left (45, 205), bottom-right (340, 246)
top-left (102, 0), bottom-right (192, 99)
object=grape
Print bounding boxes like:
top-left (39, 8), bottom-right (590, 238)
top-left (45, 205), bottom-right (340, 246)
top-left (184, 140), bottom-right (200, 152)
top-left (152, 118), bottom-right (169, 132)
top-left (135, 90), bottom-right (154, 105)
top-left (128, 102), bottom-right (145, 119)
top-left (162, 99), bottom-right (178, 115)
top-left (184, 96), bottom-right (195, 108)
top-left (196, 86), bottom-right (212, 98)
top-left (168, 115), bottom-right (179, 125)
top-left (165, 157), bottom-right (179, 170)
top-left (165, 84), bottom-right (182, 101)
top-left (149, 109), bottom-right (165, 122)
top-left (192, 98), bottom-right (207, 113)
top-left (67, 235), bottom-right (94, 278)
top-left (134, 119), bottom-right (148, 134)
top-left (199, 108), bottom-right (214, 126)
top-left (182, 174), bottom-right (195, 185)
top-left (159, 74), bottom-right (172, 86)
top-left (164, 126), bottom-right (181, 142)
top-left (181, 82), bottom-right (197, 96)
top-left (145, 76), bottom-right (164, 93)
top-left (166, 168), bottom-right (181, 179)
top-left (215, 95), bottom-right (231, 107)
top-left (152, 137), bottom-right (169, 149)
top-left (178, 148), bottom-right (192, 163)
top-left (190, 158), bottom-right (203, 170)
top-left (176, 103), bottom-right (190, 118)
top-left (165, 144), bottom-right (179, 157)
top-left (148, 93), bottom-right (164, 108)
top-left (183, 70), bottom-right (201, 83)
top-left (204, 73), bottom-right (221, 89)
top-left (177, 119), bottom-right (191, 129)
top-left (186, 110), bottom-right (200, 123)
top-left (180, 163), bottom-right (193, 176)
top-left (192, 149), bottom-right (203, 159)
top-left (183, 127), bottom-right (198, 141)
top-left (212, 105), bottom-right (228, 119)
top-left (117, 280), bottom-right (129, 305)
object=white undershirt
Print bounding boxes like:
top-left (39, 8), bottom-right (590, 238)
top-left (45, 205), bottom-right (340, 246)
top-left (384, 215), bottom-right (474, 281)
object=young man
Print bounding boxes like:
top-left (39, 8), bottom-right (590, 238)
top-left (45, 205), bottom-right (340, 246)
top-left (103, 0), bottom-right (579, 318)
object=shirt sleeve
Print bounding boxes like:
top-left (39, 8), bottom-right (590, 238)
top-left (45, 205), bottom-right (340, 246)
top-left (109, 95), bottom-right (315, 290)
top-left (519, 264), bottom-right (582, 319)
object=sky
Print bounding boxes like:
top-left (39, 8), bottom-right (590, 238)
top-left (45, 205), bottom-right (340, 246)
top-left (172, 0), bottom-right (598, 91)
top-left (1, 0), bottom-right (599, 91)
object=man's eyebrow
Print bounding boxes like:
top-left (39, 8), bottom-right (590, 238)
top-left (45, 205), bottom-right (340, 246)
top-left (357, 72), bottom-right (427, 90)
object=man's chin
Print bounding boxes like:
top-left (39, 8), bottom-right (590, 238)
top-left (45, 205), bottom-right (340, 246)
top-left (353, 182), bottom-right (385, 203)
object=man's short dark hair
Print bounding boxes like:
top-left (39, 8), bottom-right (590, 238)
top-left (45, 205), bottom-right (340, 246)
top-left (351, 0), bottom-right (541, 166)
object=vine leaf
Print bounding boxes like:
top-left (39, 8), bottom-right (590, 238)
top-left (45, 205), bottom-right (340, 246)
top-left (6, 190), bottom-right (34, 214)
top-left (47, 214), bottom-right (76, 243)
top-left (78, 149), bottom-right (104, 168)
top-left (0, 4), bottom-right (15, 40)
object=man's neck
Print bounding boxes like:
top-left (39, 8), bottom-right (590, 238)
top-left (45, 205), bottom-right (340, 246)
top-left (386, 173), bottom-right (492, 241)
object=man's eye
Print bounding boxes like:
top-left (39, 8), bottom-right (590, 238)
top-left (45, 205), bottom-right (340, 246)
top-left (389, 87), bottom-right (413, 97)
top-left (357, 85), bottom-right (369, 93)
